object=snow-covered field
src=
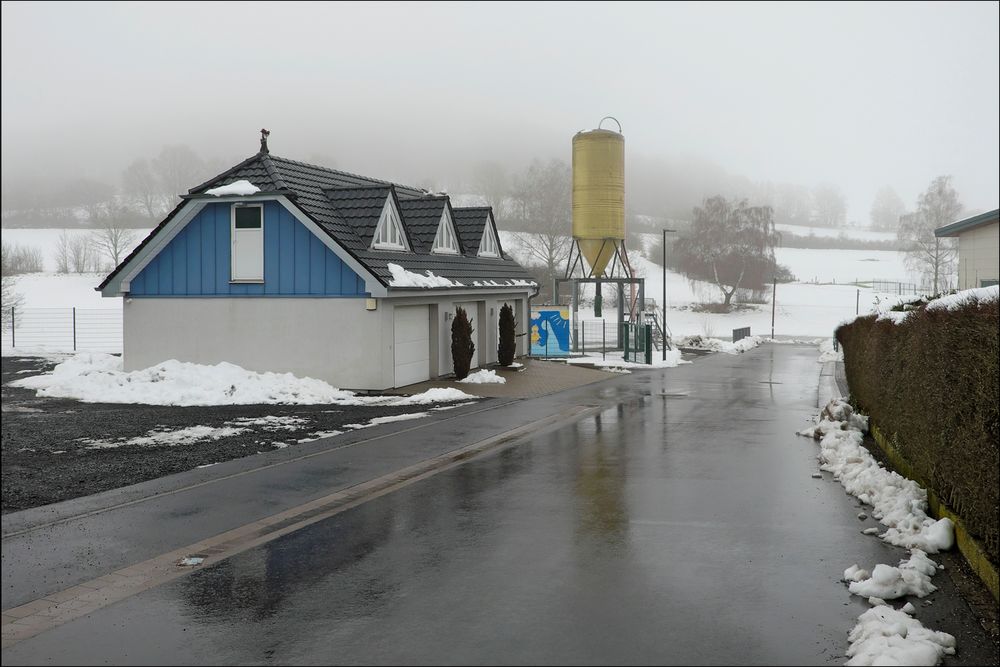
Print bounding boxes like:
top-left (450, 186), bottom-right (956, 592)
top-left (774, 223), bottom-right (898, 242)
top-left (500, 230), bottom-right (923, 339)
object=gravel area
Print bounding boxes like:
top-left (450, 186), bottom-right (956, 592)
top-left (2, 356), bottom-right (479, 514)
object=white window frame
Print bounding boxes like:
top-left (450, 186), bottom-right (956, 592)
top-left (478, 216), bottom-right (500, 258)
top-left (431, 208), bottom-right (461, 255)
top-left (230, 203), bottom-right (264, 282)
top-left (372, 197), bottom-right (410, 251)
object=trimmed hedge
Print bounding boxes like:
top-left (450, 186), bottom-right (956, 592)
top-left (836, 296), bottom-right (999, 565)
top-left (451, 306), bottom-right (475, 380)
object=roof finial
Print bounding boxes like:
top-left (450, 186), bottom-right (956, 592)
top-left (260, 128), bottom-right (270, 154)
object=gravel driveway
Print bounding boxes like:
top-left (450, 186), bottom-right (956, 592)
top-left (2, 356), bottom-right (479, 513)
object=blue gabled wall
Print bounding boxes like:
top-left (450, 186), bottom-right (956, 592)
top-left (129, 201), bottom-right (367, 297)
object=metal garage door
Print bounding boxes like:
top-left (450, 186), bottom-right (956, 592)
top-left (393, 306), bottom-right (431, 387)
top-left (456, 302), bottom-right (480, 370)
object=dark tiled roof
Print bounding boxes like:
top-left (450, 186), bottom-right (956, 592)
top-left (398, 197), bottom-right (450, 253)
top-left (101, 152), bottom-right (533, 292)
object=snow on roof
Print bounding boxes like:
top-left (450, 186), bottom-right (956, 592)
top-left (387, 263), bottom-right (463, 288)
top-left (205, 179), bottom-right (261, 196)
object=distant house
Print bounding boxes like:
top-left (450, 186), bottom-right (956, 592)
top-left (99, 137), bottom-right (536, 390)
top-left (934, 208), bottom-right (999, 290)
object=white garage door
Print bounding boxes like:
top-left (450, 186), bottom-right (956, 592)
top-left (393, 306), bottom-right (431, 387)
top-left (456, 302), bottom-right (480, 370)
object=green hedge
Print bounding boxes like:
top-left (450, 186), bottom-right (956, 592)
top-left (836, 296), bottom-right (999, 565)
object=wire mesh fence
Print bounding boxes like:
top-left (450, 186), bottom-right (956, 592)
top-left (4, 307), bottom-right (122, 353)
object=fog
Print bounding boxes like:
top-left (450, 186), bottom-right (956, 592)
top-left (2, 1), bottom-right (998, 222)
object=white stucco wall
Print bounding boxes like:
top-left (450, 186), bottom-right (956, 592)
top-left (957, 221), bottom-right (1000, 289)
top-left (123, 291), bottom-right (532, 390)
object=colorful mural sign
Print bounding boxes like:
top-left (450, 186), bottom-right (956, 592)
top-left (530, 306), bottom-right (571, 357)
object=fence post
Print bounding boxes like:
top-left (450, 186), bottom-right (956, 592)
top-left (10, 307), bottom-right (14, 348)
top-left (602, 319), bottom-right (606, 361)
top-left (856, 289), bottom-right (859, 315)
top-left (581, 321), bottom-right (586, 355)
top-left (72, 307), bottom-right (77, 352)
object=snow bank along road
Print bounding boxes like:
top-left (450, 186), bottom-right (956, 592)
top-left (2, 344), bottom-right (996, 664)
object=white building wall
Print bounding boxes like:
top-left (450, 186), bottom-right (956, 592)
top-left (124, 291), bottom-right (533, 390)
top-left (957, 222), bottom-right (999, 289)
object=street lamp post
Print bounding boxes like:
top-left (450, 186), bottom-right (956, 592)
top-left (771, 231), bottom-right (782, 340)
top-left (662, 228), bottom-right (677, 361)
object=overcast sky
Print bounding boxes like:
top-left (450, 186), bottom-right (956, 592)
top-left (2, 1), bottom-right (997, 221)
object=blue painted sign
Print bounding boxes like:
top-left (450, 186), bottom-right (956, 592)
top-left (530, 306), bottom-right (571, 357)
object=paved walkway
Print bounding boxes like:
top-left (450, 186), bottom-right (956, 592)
top-left (399, 357), bottom-right (618, 398)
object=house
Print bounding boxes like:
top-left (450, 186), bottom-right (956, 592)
top-left (934, 208), bottom-right (999, 290)
top-left (98, 135), bottom-right (536, 390)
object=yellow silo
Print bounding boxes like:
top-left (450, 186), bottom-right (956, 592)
top-left (572, 122), bottom-right (625, 277)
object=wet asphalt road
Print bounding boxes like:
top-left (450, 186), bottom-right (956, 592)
top-left (3, 345), bottom-right (996, 665)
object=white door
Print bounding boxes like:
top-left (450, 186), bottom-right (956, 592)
top-left (393, 306), bottom-right (431, 387)
top-left (456, 301), bottom-right (480, 370)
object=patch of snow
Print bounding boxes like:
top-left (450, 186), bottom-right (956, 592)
top-left (81, 425), bottom-right (247, 449)
top-left (925, 284), bottom-right (999, 312)
top-left (390, 387), bottom-right (477, 405)
top-left (848, 551), bottom-right (940, 600)
top-left (797, 399), bottom-right (953, 553)
top-left (387, 263), bottom-right (462, 288)
top-left (296, 430), bottom-right (344, 443)
top-left (204, 180), bottom-right (260, 196)
top-left (11, 354), bottom-right (477, 407)
top-left (817, 338), bottom-right (843, 362)
top-left (565, 348), bottom-right (688, 369)
top-left (675, 335), bottom-right (764, 354)
top-left (344, 412), bottom-right (430, 429)
top-left (457, 369), bottom-right (506, 384)
top-left (430, 401), bottom-right (477, 411)
top-left (844, 565), bottom-right (871, 582)
top-left (846, 605), bottom-right (955, 666)
top-left (227, 415), bottom-right (310, 430)
top-left (177, 556), bottom-right (205, 567)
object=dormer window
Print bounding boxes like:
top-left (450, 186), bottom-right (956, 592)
top-left (372, 197), bottom-right (409, 251)
top-left (432, 209), bottom-right (460, 254)
top-left (478, 218), bottom-right (500, 258)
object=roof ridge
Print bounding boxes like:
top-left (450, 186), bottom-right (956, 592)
top-left (261, 153), bottom-right (289, 191)
top-left (187, 152), bottom-right (265, 194)
top-left (268, 154), bottom-right (425, 195)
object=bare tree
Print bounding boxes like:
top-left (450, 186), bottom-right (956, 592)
top-left (674, 196), bottom-right (778, 308)
top-left (811, 183), bottom-right (847, 227)
top-left (122, 158), bottom-right (161, 219)
top-left (54, 230), bottom-right (72, 274)
top-left (1, 274), bottom-right (22, 328)
top-left (90, 200), bottom-right (138, 267)
top-left (899, 176), bottom-right (962, 293)
top-left (471, 161), bottom-right (510, 225)
top-left (153, 144), bottom-right (205, 204)
top-left (869, 186), bottom-right (906, 231)
top-left (507, 159), bottom-right (573, 280)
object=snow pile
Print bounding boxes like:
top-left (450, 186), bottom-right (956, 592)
top-left (205, 180), bottom-right (261, 196)
top-left (797, 399), bottom-right (953, 553)
top-left (387, 263), bottom-right (462, 288)
top-left (800, 398), bottom-right (957, 665)
top-left (846, 551), bottom-right (940, 599)
top-left (817, 338), bottom-right (843, 363)
top-left (675, 335), bottom-right (763, 354)
top-left (846, 605), bottom-right (955, 666)
top-left (12, 354), bottom-right (477, 407)
top-left (565, 348), bottom-right (688, 369)
top-left (390, 387), bottom-right (477, 405)
top-left (925, 284), bottom-right (998, 312)
top-left (457, 369), bottom-right (506, 384)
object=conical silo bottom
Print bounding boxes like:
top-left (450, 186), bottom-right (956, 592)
top-left (578, 239), bottom-right (618, 277)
